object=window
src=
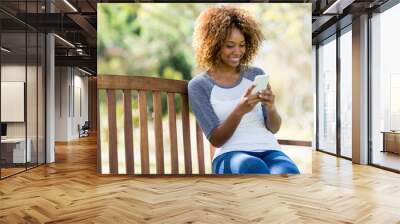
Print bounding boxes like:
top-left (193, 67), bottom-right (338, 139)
top-left (371, 2), bottom-right (400, 171)
top-left (0, 1), bottom-right (47, 179)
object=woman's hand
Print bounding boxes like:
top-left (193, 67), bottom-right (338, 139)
top-left (257, 84), bottom-right (276, 112)
top-left (257, 83), bottom-right (281, 133)
top-left (234, 85), bottom-right (261, 116)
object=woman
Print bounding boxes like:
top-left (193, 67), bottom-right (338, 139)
top-left (189, 6), bottom-right (300, 174)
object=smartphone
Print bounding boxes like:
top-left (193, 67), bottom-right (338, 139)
top-left (251, 74), bottom-right (269, 95)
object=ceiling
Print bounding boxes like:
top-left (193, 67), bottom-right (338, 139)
top-left (312, 0), bottom-right (391, 44)
top-left (0, 0), bottom-right (98, 74)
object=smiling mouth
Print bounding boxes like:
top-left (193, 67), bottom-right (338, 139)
top-left (229, 57), bottom-right (241, 62)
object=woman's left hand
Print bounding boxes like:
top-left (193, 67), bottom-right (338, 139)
top-left (257, 84), bottom-right (276, 112)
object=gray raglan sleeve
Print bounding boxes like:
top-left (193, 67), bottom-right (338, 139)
top-left (188, 77), bottom-right (220, 140)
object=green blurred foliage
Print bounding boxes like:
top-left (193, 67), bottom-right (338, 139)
top-left (98, 3), bottom-right (312, 140)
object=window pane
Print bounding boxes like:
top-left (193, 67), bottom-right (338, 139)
top-left (340, 29), bottom-right (352, 158)
top-left (318, 37), bottom-right (337, 154)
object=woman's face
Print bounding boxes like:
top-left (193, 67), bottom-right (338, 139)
top-left (218, 27), bottom-right (246, 69)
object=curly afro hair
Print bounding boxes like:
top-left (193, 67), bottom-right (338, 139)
top-left (192, 6), bottom-right (264, 71)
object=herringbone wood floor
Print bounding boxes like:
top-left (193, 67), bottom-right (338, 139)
top-left (1, 135), bottom-right (400, 224)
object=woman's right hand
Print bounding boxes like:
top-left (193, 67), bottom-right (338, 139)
top-left (234, 85), bottom-right (260, 117)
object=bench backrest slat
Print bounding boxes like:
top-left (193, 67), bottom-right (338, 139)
top-left (196, 122), bottom-right (205, 174)
top-left (181, 94), bottom-right (192, 174)
top-left (138, 90), bottom-right (150, 174)
top-left (167, 93), bottom-right (179, 174)
top-left (153, 91), bottom-right (165, 174)
top-left (107, 89), bottom-right (118, 174)
top-left (123, 90), bottom-right (135, 174)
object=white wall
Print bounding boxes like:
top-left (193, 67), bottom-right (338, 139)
top-left (1, 65), bottom-right (32, 137)
top-left (55, 66), bottom-right (89, 141)
top-left (1, 65), bottom-right (26, 139)
top-left (55, 66), bottom-right (68, 141)
top-left (72, 72), bottom-right (89, 138)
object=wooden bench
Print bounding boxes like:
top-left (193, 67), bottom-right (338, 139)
top-left (98, 75), bottom-right (213, 175)
top-left (97, 75), bottom-right (311, 175)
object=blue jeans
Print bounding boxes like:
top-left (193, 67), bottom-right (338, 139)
top-left (212, 150), bottom-right (300, 174)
